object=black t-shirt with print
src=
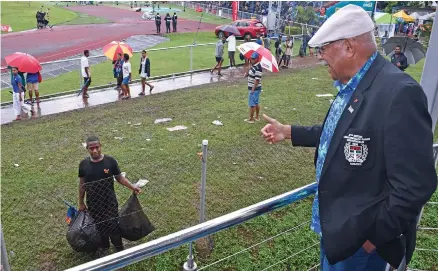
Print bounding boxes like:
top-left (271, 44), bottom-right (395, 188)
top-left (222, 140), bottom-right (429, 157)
top-left (78, 155), bottom-right (121, 218)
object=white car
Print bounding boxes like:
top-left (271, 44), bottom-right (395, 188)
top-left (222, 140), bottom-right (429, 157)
top-left (142, 11), bottom-right (154, 20)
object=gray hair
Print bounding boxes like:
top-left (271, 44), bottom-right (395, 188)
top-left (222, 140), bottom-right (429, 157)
top-left (355, 31), bottom-right (378, 51)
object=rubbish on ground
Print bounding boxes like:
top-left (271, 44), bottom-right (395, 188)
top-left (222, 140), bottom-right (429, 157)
top-left (14, 164), bottom-right (19, 167)
top-left (146, 138), bottom-right (151, 141)
top-left (192, 123), bottom-right (196, 126)
top-left (114, 137), bottom-right (124, 140)
top-left (39, 157), bottom-right (44, 160)
top-left (167, 125), bottom-right (187, 131)
top-left (132, 123), bottom-right (141, 126)
top-left (316, 94), bottom-right (334, 97)
top-left (233, 162), bottom-right (238, 165)
top-left (312, 78), bottom-right (319, 80)
top-left (329, 99), bottom-right (334, 104)
top-left (111, 129), bottom-right (119, 132)
top-left (154, 118), bottom-right (172, 124)
top-left (293, 108), bottom-right (297, 111)
top-left (128, 122), bottom-right (132, 125)
top-left (136, 179), bottom-right (149, 187)
top-left (82, 143), bottom-right (87, 148)
top-left (212, 120), bottom-right (223, 126)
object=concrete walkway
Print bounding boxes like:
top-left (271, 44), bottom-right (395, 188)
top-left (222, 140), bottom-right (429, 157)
top-left (1, 69), bottom-right (237, 124)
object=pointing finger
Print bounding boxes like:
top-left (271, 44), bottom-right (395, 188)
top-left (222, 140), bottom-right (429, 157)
top-left (262, 114), bottom-right (275, 124)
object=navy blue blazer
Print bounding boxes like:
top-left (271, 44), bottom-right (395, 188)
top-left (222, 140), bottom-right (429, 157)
top-left (291, 53), bottom-right (437, 267)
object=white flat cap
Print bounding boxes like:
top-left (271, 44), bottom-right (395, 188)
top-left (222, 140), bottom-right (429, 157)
top-left (308, 4), bottom-right (375, 48)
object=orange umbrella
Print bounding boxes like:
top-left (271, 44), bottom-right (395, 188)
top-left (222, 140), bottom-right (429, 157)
top-left (103, 41), bottom-right (133, 61)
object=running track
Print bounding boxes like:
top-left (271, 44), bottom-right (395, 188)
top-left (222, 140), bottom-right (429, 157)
top-left (1, 5), bottom-right (217, 66)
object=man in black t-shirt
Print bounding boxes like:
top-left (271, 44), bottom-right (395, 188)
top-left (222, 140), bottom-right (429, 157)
top-left (78, 136), bottom-right (141, 255)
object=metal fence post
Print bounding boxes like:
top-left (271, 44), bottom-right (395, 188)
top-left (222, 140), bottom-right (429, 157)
top-left (183, 242), bottom-right (197, 271)
top-left (200, 139), bottom-right (208, 223)
top-left (1, 223), bottom-right (11, 271)
top-left (190, 46), bottom-right (193, 74)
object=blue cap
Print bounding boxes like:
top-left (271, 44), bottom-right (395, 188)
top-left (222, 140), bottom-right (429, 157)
top-left (251, 52), bottom-right (259, 59)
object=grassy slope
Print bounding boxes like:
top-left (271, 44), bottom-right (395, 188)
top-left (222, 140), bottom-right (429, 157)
top-left (0, 1), bottom-right (77, 33)
top-left (0, 32), bottom-right (303, 103)
top-left (1, 63), bottom-right (436, 270)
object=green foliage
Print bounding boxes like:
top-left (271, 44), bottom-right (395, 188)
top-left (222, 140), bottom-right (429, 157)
top-left (295, 6), bottom-right (317, 25)
top-left (283, 26), bottom-right (302, 35)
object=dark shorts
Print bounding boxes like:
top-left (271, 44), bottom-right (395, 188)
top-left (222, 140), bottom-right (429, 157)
top-left (215, 57), bottom-right (223, 63)
top-left (228, 51), bottom-right (235, 59)
top-left (83, 77), bottom-right (91, 86)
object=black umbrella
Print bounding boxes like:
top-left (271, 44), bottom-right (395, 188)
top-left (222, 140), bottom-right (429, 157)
top-left (383, 37), bottom-right (426, 64)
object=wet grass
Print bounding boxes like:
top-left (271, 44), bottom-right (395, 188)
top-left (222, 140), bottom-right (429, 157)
top-left (0, 1), bottom-right (77, 33)
top-left (0, 32), bottom-right (303, 103)
top-left (1, 64), bottom-right (436, 270)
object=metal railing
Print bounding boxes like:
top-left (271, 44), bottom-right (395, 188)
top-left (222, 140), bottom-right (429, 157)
top-left (65, 182), bottom-right (318, 271)
top-left (61, 143), bottom-right (438, 271)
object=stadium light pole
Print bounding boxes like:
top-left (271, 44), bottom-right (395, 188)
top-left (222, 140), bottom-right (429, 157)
top-left (420, 11), bottom-right (438, 130)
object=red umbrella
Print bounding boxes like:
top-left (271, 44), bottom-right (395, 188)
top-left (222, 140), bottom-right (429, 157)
top-left (237, 42), bottom-right (279, 72)
top-left (5, 52), bottom-right (42, 73)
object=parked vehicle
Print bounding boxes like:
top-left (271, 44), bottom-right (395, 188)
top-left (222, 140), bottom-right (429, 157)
top-left (215, 19), bottom-right (267, 39)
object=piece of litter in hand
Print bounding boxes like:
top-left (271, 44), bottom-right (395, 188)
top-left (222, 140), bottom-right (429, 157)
top-left (82, 142), bottom-right (87, 148)
top-left (316, 94), bottom-right (334, 97)
top-left (114, 137), bottom-right (124, 140)
top-left (166, 125), bottom-right (187, 131)
top-left (14, 164), bottom-right (19, 167)
top-left (154, 118), bottom-right (172, 124)
top-left (146, 138), bottom-right (151, 141)
top-left (212, 120), bottom-right (223, 126)
top-left (39, 157), bottom-right (44, 160)
top-left (136, 179), bottom-right (149, 187)
top-left (121, 172), bottom-right (126, 177)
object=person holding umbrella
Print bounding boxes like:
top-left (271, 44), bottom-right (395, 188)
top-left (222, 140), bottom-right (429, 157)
top-left (211, 36), bottom-right (226, 76)
top-left (390, 45), bottom-right (408, 71)
top-left (165, 13), bottom-right (171, 33)
top-left (244, 52), bottom-right (262, 124)
top-left (11, 67), bottom-right (32, 120)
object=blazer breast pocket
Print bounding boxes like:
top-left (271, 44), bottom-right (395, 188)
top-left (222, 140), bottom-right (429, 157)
top-left (341, 129), bottom-right (376, 170)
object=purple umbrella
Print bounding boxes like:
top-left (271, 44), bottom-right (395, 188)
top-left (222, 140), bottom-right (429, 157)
top-left (218, 25), bottom-right (240, 36)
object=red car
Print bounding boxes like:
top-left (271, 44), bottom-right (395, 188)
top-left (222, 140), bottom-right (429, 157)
top-left (215, 19), bottom-right (267, 40)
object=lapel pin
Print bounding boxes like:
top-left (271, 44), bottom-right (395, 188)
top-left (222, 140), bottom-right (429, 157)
top-left (348, 105), bottom-right (354, 113)
top-left (354, 98), bottom-right (358, 103)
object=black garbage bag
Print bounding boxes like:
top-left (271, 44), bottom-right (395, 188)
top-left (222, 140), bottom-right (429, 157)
top-left (66, 211), bottom-right (101, 253)
top-left (119, 193), bottom-right (155, 241)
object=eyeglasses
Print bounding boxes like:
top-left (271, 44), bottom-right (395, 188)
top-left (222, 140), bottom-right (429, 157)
top-left (317, 39), bottom-right (344, 55)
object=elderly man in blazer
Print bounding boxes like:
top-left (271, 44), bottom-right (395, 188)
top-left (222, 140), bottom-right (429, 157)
top-left (261, 5), bottom-right (437, 271)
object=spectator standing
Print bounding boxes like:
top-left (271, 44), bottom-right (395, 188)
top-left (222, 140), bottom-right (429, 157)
top-left (11, 67), bottom-right (32, 120)
top-left (256, 33), bottom-right (264, 47)
top-left (390, 45), bottom-right (408, 71)
top-left (211, 36), bottom-right (226, 76)
top-left (275, 36), bottom-right (284, 66)
top-left (172, 12), bottom-right (178, 32)
top-left (283, 36), bottom-right (293, 68)
top-left (78, 136), bottom-right (141, 257)
top-left (244, 52), bottom-right (262, 124)
top-left (80, 50), bottom-right (91, 98)
top-left (165, 13), bottom-right (171, 33)
top-left (262, 5), bottom-right (436, 270)
top-left (138, 50), bottom-right (154, 95)
top-left (155, 13), bottom-right (161, 33)
top-left (226, 33), bottom-right (236, 69)
top-left (26, 72), bottom-right (40, 104)
top-left (112, 53), bottom-right (123, 93)
top-left (121, 53), bottom-right (132, 99)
